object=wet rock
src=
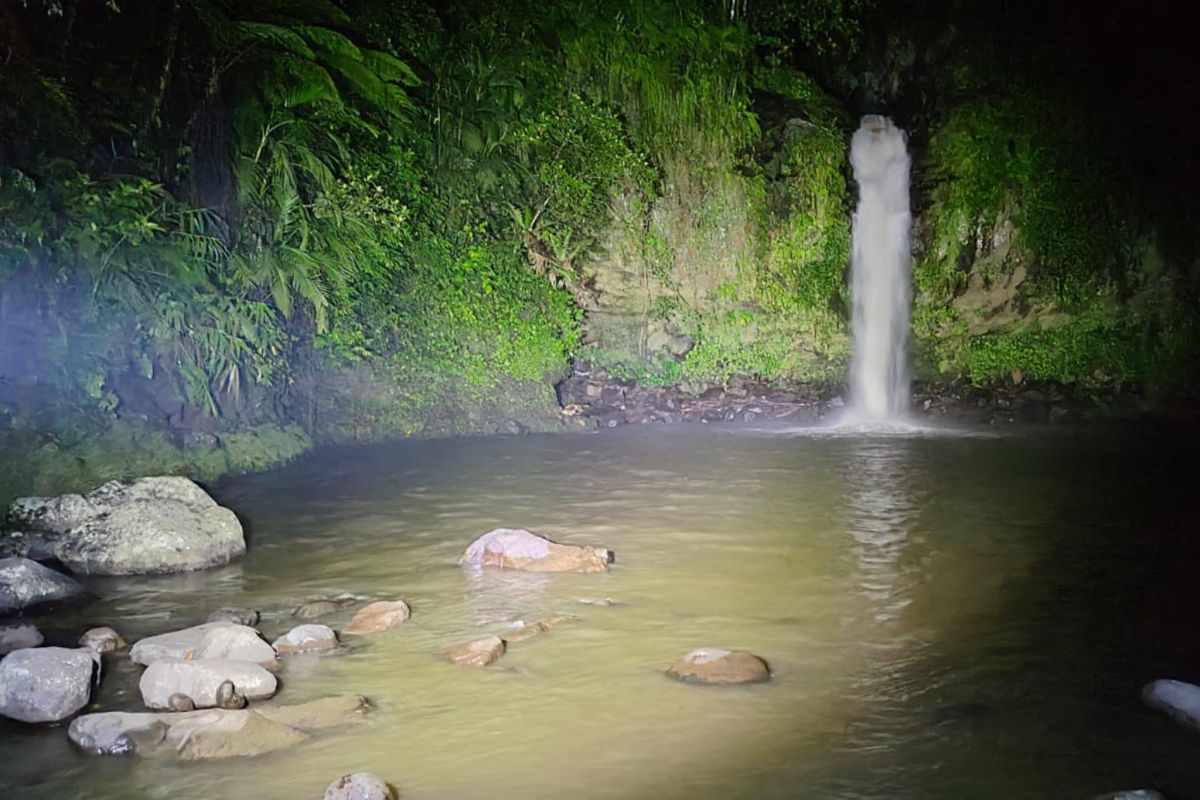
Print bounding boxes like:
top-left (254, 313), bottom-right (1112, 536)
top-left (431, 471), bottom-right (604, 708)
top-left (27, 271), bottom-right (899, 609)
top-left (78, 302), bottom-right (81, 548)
top-left (504, 615), bottom-right (577, 643)
top-left (294, 600), bottom-right (340, 619)
top-left (76, 626), bottom-right (125, 655)
top-left (0, 557), bottom-right (86, 615)
top-left (6, 477), bottom-right (246, 575)
top-left (0, 646), bottom-right (97, 722)
top-left (130, 621), bottom-right (276, 667)
top-left (168, 693), bottom-right (196, 712)
top-left (1143, 679), bottom-right (1200, 732)
top-left (207, 607), bottom-right (261, 626)
top-left (0, 623), bottom-right (43, 655)
top-left (461, 528), bottom-right (613, 574)
top-left (343, 601), bottom-right (411, 636)
top-left (666, 648), bottom-right (770, 685)
top-left (443, 635), bottom-right (505, 667)
top-left (69, 695), bottom-right (373, 759)
top-left (574, 597), bottom-right (622, 607)
top-left (324, 772), bottom-right (397, 800)
top-left (272, 624), bottom-right (337, 655)
top-left (139, 658), bottom-right (277, 709)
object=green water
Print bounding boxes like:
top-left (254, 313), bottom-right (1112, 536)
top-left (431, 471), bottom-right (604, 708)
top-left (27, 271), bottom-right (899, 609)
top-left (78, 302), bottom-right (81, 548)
top-left (3, 422), bottom-right (1199, 799)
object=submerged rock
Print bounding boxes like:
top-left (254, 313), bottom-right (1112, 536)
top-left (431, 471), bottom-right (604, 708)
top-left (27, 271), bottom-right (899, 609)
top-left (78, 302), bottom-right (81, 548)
top-left (5, 476), bottom-right (245, 575)
top-left (0, 623), bottom-right (44, 655)
top-left (343, 601), bottom-right (412, 636)
top-left (139, 658), bottom-right (277, 710)
top-left (1142, 679), bottom-right (1200, 732)
top-left (666, 648), bottom-right (770, 685)
top-left (294, 600), bottom-right (340, 620)
top-left (79, 626), bottom-right (126, 654)
top-left (272, 624), bottom-right (337, 655)
top-left (443, 635), bottom-right (506, 667)
top-left (0, 646), bottom-right (97, 722)
top-left (130, 621), bottom-right (276, 666)
top-left (324, 772), bottom-right (397, 800)
top-left (504, 615), bottom-right (577, 643)
top-left (69, 694), bottom-right (373, 760)
top-left (207, 607), bottom-right (261, 626)
top-left (0, 557), bottom-right (86, 615)
top-left (460, 528), bottom-right (613, 574)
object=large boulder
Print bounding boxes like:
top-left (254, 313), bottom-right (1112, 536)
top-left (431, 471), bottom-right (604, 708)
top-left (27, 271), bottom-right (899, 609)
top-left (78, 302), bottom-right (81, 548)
top-left (69, 694), bottom-right (373, 759)
top-left (343, 601), bottom-right (412, 636)
top-left (272, 624), bottom-right (338, 655)
top-left (324, 772), bottom-right (397, 800)
top-left (1143, 679), bottom-right (1200, 732)
top-left (443, 635), bottom-right (506, 667)
top-left (5, 476), bottom-right (245, 575)
top-left (0, 646), bottom-right (97, 722)
top-left (460, 528), bottom-right (613, 573)
top-left (0, 623), bottom-right (43, 655)
top-left (0, 557), bottom-right (86, 615)
top-left (666, 648), bottom-right (771, 685)
top-left (130, 621), bottom-right (276, 666)
top-left (139, 658), bottom-right (277, 709)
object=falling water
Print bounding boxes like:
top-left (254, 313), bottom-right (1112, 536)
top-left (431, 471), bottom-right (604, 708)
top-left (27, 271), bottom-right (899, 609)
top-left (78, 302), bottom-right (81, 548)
top-left (848, 115), bottom-right (912, 422)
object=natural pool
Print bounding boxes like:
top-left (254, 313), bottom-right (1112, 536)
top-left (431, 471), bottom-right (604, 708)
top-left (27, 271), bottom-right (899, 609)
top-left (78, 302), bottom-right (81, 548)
top-left (3, 421), bottom-right (1200, 800)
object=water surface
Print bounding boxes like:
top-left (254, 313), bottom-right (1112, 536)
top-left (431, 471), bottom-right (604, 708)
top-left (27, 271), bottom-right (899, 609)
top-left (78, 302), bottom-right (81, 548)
top-left (3, 422), bottom-right (1199, 799)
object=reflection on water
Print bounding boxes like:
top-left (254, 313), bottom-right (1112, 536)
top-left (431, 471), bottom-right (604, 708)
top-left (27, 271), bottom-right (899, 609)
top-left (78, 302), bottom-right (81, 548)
top-left (3, 423), bottom-right (1200, 800)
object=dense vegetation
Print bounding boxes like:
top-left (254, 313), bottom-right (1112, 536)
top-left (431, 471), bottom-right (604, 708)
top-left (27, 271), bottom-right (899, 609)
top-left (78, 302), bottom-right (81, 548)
top-left (1, 0), bottom-right (1196, 500)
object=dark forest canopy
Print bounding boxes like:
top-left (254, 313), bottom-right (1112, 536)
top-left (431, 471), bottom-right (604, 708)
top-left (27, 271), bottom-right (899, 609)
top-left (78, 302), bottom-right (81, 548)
top-left (1, 0), bottom-right (1198, 495)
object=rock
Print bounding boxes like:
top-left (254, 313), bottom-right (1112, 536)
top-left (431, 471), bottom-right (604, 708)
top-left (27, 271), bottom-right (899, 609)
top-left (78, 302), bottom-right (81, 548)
top-left (0, 557), bottom-right (86, 615)
top-left (130, 621), bottom-right (276, 666)
top-left (139, 658), bottom-right (277, 710)
top-left (575, 597), bottom-right (622, 607)
top-left (504, 615), bottom-right (577, 643)
top-left (343, 601), bottom-right (412, 636)
top-left (215, 679), bottom-right (247, 710)
top-left (69, 695), bottom-right (373, 759)
top-left (294, 600), bottom-right (340, 619)
top-left (324, 772), bottom-right (397, 800)
top-left (0, 623), bottom-right (43, 655)
top-left (1143, 679), bottom-right (1200, 732)
top-left (443, 635), bottom-right (506, 667)
top-left (79, 626), bottom-right (126, 653)
top-left (0, 646), bottom-right (97, 722)
top-left (168, 693), bottom-right (195, 711)
top-left (6, 476), bottom-right (245, 575)
top-left (460, 528), bottom-right (613, 574)
top-left (207, 607), bottom-right (261, 626)
top-left (272, 624), bottom-right (337, 655)
top-left (666, 648), bottom-right (770, 685)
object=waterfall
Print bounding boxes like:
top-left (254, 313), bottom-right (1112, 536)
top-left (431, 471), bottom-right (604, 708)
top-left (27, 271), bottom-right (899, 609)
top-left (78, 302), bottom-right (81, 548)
top-left (847, 115), bottom-right (912, 422)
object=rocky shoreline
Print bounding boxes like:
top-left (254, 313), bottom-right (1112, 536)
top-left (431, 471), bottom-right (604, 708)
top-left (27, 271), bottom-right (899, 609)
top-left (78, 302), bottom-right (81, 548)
top-left (555, 362), bottom-right (1170, 430)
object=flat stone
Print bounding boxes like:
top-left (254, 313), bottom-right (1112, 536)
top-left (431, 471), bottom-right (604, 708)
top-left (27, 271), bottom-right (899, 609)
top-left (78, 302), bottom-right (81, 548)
top-left (130, 621), bottom-right (276, 666)
top-left (7, 477), bottom-right (245, 575)
top-left (139, 658), bottom-right (277, 709)
top-left (1143, 679), bottom-right (1200, 732)
top-left (343, 601), bottom-right (411, 636)
top-left (443, 635), bottom-right (506, 667)
top-left (324, 772), bottom-right (396, 800)
top-left (207, 607), bottom-right (260, 626)
top-left (0, 646), bottom-right (97, 722)
top-left (666, 648), bottom-right (770, 685)
top-left (69, 695), bottom-right (373, 759)
top-left (504, 615), bottom-right (577, 643)
top-left (294, 600), bottom-right (340, 619)
top-left (0, 557), bottom-right (86, 615)
top-left (460, 528), bottom-right (613, 573)
top-left (272, 624), bottom-right (337, 655)
top-left (0, 623), bottom-right (43, 655)
top-left (79, 626), bottom-right (126, 653)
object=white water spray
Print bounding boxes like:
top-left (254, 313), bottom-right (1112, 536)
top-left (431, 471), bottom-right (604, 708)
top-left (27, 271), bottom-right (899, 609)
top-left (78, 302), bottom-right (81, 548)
top-left (847, 115), bottom-right (912, 422)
